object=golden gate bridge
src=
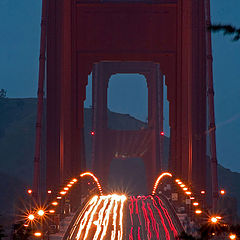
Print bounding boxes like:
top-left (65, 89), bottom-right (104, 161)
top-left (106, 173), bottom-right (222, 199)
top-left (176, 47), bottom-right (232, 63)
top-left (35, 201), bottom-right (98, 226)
top-left (14, 0), bottom-right (223, 238)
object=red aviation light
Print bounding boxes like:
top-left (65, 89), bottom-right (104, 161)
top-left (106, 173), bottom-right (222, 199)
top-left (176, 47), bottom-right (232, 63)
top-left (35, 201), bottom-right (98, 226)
top-left (91, 131), bottom-right (95, 136)
top-left (160, 132), bottom-right (164, 136)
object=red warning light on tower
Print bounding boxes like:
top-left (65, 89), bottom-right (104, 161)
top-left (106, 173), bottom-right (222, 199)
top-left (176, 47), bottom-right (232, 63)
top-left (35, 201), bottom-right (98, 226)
top-left (91, 131), bottom-right (95, 136)
top-left (160, 132), bottom-right (164, 136)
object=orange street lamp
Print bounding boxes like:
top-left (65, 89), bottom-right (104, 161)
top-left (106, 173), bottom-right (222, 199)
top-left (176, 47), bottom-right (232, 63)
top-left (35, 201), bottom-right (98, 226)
top-left (195, 209), bottom-right (202, 214)
top-left (216, 216), bottom-right (222, 220)
top-left (37, 209), bottom-right (45, 217)
top-left (28, 214), bottom-right (35, 221)
top-left (52, 201), bottom-right (58, 206)
top-left (49, 209), bottom-right (55, 213)
top-left (186, 191), bottom-right (192, 195)
top-left (229, 234), bottom-right (236, 240)
top-left (67, 184), bottom-right (72, 187)
top-left (34, 232), bottom-right (42, 237)
top-left (47, 190), bottom-right (52, 194)
top-left (178, 182), bottom-right (182, 185)
top-left (72, 178), bottom-right (77, 182)
top-left (64, 187), bottom-right (69, 191)
top-left (193, 202), bottom-right (199, 206)
top-left (60, 191), bottom-right (66, 195)
top-left (180, 184), bottom-right (185, 188)
top-left (183, 187), bottom-right (188, 191)
top-left (210, 217), bottom-right (218, 224)
top-left (175, 179), bottom-right (180, 183)
top-left (201, 190), bottom-right (205, 194)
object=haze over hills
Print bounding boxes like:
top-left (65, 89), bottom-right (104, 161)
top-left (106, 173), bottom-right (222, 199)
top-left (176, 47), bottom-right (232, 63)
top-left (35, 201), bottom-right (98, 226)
top-left (0, 98), bottom-right (239, 223)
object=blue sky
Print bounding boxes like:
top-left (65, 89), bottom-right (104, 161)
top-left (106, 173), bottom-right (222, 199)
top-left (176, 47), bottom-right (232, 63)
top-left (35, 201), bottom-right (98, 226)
top-left (0, 0), bottom-right (239, 172)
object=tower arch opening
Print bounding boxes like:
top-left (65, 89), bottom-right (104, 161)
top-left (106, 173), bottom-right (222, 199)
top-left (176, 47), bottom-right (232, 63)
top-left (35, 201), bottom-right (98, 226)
top-left (107, 73), bottom-right (148, 130)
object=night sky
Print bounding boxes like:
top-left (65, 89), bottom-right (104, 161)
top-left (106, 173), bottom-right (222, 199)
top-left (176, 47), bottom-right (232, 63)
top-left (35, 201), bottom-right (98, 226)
top-left (0, 0), bottom-right (239, 172)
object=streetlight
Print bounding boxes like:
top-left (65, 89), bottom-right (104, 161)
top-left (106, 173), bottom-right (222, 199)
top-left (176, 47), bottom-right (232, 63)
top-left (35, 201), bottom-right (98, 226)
top-left (34, 232), bottom-right (42, 237)
top-left (193, 202), bottom-right (199, 206)
top-left (28, 214), bottom-right (35, 221)
top-left (52, 201), bottom-right (58, 206)
top-left (37, 209), bottom-right (45, 217)
top-left (195, 209), bottom-right (202, 214)
top-left (229, 234), bottom-right (236, 240)
top-left (210, 217), bottom-right (218, 224)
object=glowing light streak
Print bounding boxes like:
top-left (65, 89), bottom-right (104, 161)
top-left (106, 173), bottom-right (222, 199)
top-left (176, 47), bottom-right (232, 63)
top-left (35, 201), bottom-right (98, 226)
top-left (118, 195), bottom-right (126, 240)
top-left (152, 197), bottom-right (170, 240)
top-left (76, 195), bottom-right (99, 239)
top-left (138, 226), bottom-right (141, 240)
top-left (147, 202), bottom-right (160, 240)
top-left (129, 227), bottom-right (133, 240)
top-left (111, 197), bottom-right (120, 240)
top-left (80, 172), bottom-right (103, 195)
top-left (83, 197), bottom-right (103, 240)
top-left (92, 196), bottom-right (109, 240)
top-left (155, 196), bottom-right (178, 237)
top-left (129, 197), bottom-right (134, 225)
top-left (141, 198), bottom-right (152, 239)
top-left (100, 196), bottom-right (115, 240)
top-left (152, 172), bottom-right (172, 195)
top-left (133, 196), bottom-right (141, 226)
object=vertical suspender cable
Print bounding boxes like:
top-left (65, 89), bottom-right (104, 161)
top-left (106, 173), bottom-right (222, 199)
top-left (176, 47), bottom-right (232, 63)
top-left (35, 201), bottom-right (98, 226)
top-left (205, 0), bottom-right (218, 210)
top-left (33, 0), bottom-right (48, 201)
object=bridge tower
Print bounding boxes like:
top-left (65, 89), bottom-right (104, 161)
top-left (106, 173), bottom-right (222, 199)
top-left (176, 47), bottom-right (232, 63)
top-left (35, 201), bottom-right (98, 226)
top-left (44, 0), bottom-right (217, 205)
top-left (91, 61), bottom-right (163, 191)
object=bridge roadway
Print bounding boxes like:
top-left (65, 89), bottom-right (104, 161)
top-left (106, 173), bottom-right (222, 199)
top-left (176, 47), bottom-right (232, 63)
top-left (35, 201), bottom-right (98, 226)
top-left (61, 194), bottom-right (183, 240)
